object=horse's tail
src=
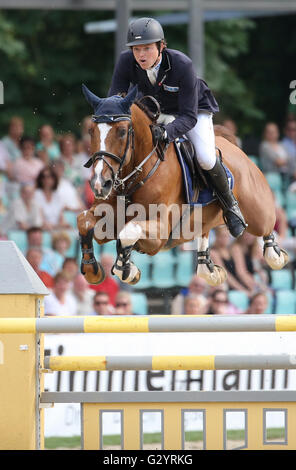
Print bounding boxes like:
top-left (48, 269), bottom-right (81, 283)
top-left (214, 125), bottom-right (239, 147)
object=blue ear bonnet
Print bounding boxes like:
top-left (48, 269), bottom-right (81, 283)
top-left (82, 84), bottom-right (138, 122)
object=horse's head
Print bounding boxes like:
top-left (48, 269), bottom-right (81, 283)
top-left (82, 84), bottom-right (138, 200)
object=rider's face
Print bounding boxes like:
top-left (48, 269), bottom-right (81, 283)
top-left (132, 43), bottom-right (162, 70)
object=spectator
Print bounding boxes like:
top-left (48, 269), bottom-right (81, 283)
top-left (244, 291), bottom-right (269, 314)
top-left (4, 183), bottom-right (42, 232)
top-left (72, 274), bottom-right (95, 315)
top-left (36, 124), bottom-right (61, 163)
top-left (259, 122), bottom-right (289, 174)
top-left (62, 257), bottom-right (79, 281)
top-left (281, 120), bottom-right (296, 179)
top-left (115, 291), bottom-right (134, 315)
top-left (222, 118), bottom-right (242, 148)
top-left (2, 116), bottom-right (24, 161)
top-left (207, 289), bottom-right (242, 315)
top-left (0, 140), bottom-right (12, 179)
top-left (13, 137), bottom-right (44, 185)
top-left (171, 274), bottom-right (208, 315)
top-left (34, 166), bottom-right (69, 231)
top-left (53, 159), bottom-right (85, 211)
top-left (230, 231), bottom-right (269, 292)
top-left (48, 231), bottom-right (72, 275)
top-left (59, 133), bottom-right (84, 187)
top-left (44, 271), bottom-right (77, 316)
top-left (210, 226), bottom-right (253, 295)
top-left (26, 247), bottom-right (54, 288)
top-left (89, 254), bottom-right (119, 306)
top-left (91, 291), bottom-right (114, 315)
top-left (26, 226), bottom-right (59, 276)
top-left (184, 294), bottom-right (208, 315)
top-left (75, 134), bottom-right (93, 182)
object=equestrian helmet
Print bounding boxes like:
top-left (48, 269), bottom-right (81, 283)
top-left (126, 18), bottom-right (164, 47)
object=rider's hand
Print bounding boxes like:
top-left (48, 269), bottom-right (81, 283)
top-left (150, 124), bottom-right (168, 145)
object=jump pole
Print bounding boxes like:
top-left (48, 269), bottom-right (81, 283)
top-left (1, 314), bottom-right (296, 333)
top-left (44, 353), bottom-right (296, 371)
top-left (0, 241), bottom-right (48, 450)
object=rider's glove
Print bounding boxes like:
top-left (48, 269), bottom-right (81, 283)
top-left (150, 124), bottom-right (168, 146)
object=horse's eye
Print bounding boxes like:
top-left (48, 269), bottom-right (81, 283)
top-left (118, 127), bottom-right (127, 138)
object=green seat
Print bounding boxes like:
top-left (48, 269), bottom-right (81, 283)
top-left (175, 251), bottom-right (194, 287)
top-left (286, 191), bottom-right (296, 220)
top-left (228, 290), bottom-right (249, 311)
top-left (7, 230), bottom-right (28, 253)
top-left (265, 172), bottom-right (283, 192)
top-left (273, 190), bottom-right (285, 208)
top-left (274, 290), bottom-right (296, 314)
top-left (151, 251), bottom-right (176, 288)
top-left (270, 269), bottom-right (293, 290)
top-left (131, 292), bottom-right (148, 315)
top-left (101, 240), bottom-right (117, 258)
top-left (131, 251), bottom-right (152, 289)
top-left (63, 210), bottom-right (78, 229)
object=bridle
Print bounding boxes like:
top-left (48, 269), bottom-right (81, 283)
top-left (84, 110), bottom-right (166, 200)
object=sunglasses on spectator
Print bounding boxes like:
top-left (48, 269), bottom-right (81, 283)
top-left (213, 298), bottom-right (228, 304)
top-left (95, 301), bottom-right (108, 305)
top-left (116, 302), bottom-right (129, 307)
top-left (41, 173), bottom-right (53, 178)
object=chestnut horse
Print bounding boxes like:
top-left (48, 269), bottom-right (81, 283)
top-left (78, 85), bottom-right (288, 287)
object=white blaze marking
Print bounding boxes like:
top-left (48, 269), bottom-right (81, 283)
top-left (94, 123), bottom-right (112, 189)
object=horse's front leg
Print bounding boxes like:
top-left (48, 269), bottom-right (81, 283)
top-left (112, 219), bottom-right (165, 285)
top-left (77, 209), bottom-right (105, 285)
top-left (196, 234), bottom-right (227, 286)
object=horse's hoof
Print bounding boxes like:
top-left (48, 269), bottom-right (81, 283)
top-left (197, 264), bottom-right (227, 286)
top-left (264, 246), bottom-right (289, 270)
top-left (83, 264), bottom-right (105, 285)
top-left (129, 269), bottom-right (141, 285)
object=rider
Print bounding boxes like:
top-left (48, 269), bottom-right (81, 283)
top-left (108, 17), bottom-right (247, 238)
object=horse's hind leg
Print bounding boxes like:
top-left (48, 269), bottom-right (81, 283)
top-left (263, 232), bottom-right (289, 270)
top-left (196, 234), bottom-right (228, 286)
top-left (77, 210), bottom-right (105, 285)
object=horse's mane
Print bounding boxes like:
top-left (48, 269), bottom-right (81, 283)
top-left (214, 125), bottom-right (239, 147)
top-left (134, 99), bottom-right (157, 123)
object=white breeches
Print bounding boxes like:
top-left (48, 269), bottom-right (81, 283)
top-left (186, 112), bottom-right (216, 170)
top-left (157, 111), bottom-right (216, 171)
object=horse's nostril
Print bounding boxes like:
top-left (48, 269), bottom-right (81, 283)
top-left (103, 180), bottom-right (112, 190)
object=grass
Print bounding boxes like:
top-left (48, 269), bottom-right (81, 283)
top-left (45, 428), bottom-right (286, 449)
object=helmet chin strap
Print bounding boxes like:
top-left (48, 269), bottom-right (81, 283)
top-left (149, 49), bottom-right (162, 70)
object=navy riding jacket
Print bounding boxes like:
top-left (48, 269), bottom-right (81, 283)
top-left (108, 48), bottom-right (219, 142)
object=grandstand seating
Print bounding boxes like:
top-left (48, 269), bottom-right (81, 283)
top-left (151, 251), bottom-right (176, 288)
top-left (265, 172), bottom-right (283, 192)
top-left (228, 290), bottom-right (249, 311)
top-left (131, 292), bottom-right (148, 315)
top-left (175, 251), bottom-right (194, 287)
top-left (270, 269), bottom-right (293, 290)
top-left (274, 290), bottom-right (296, 315)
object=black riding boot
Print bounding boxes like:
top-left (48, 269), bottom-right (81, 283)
top-left (206, 158), bottom-right (247, 238)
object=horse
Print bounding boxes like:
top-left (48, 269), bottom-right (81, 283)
top-left (77, 84), bottom-right (288, 287)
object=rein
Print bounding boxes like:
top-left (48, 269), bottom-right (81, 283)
top-left (84, 110), bottom-right (166, 199)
